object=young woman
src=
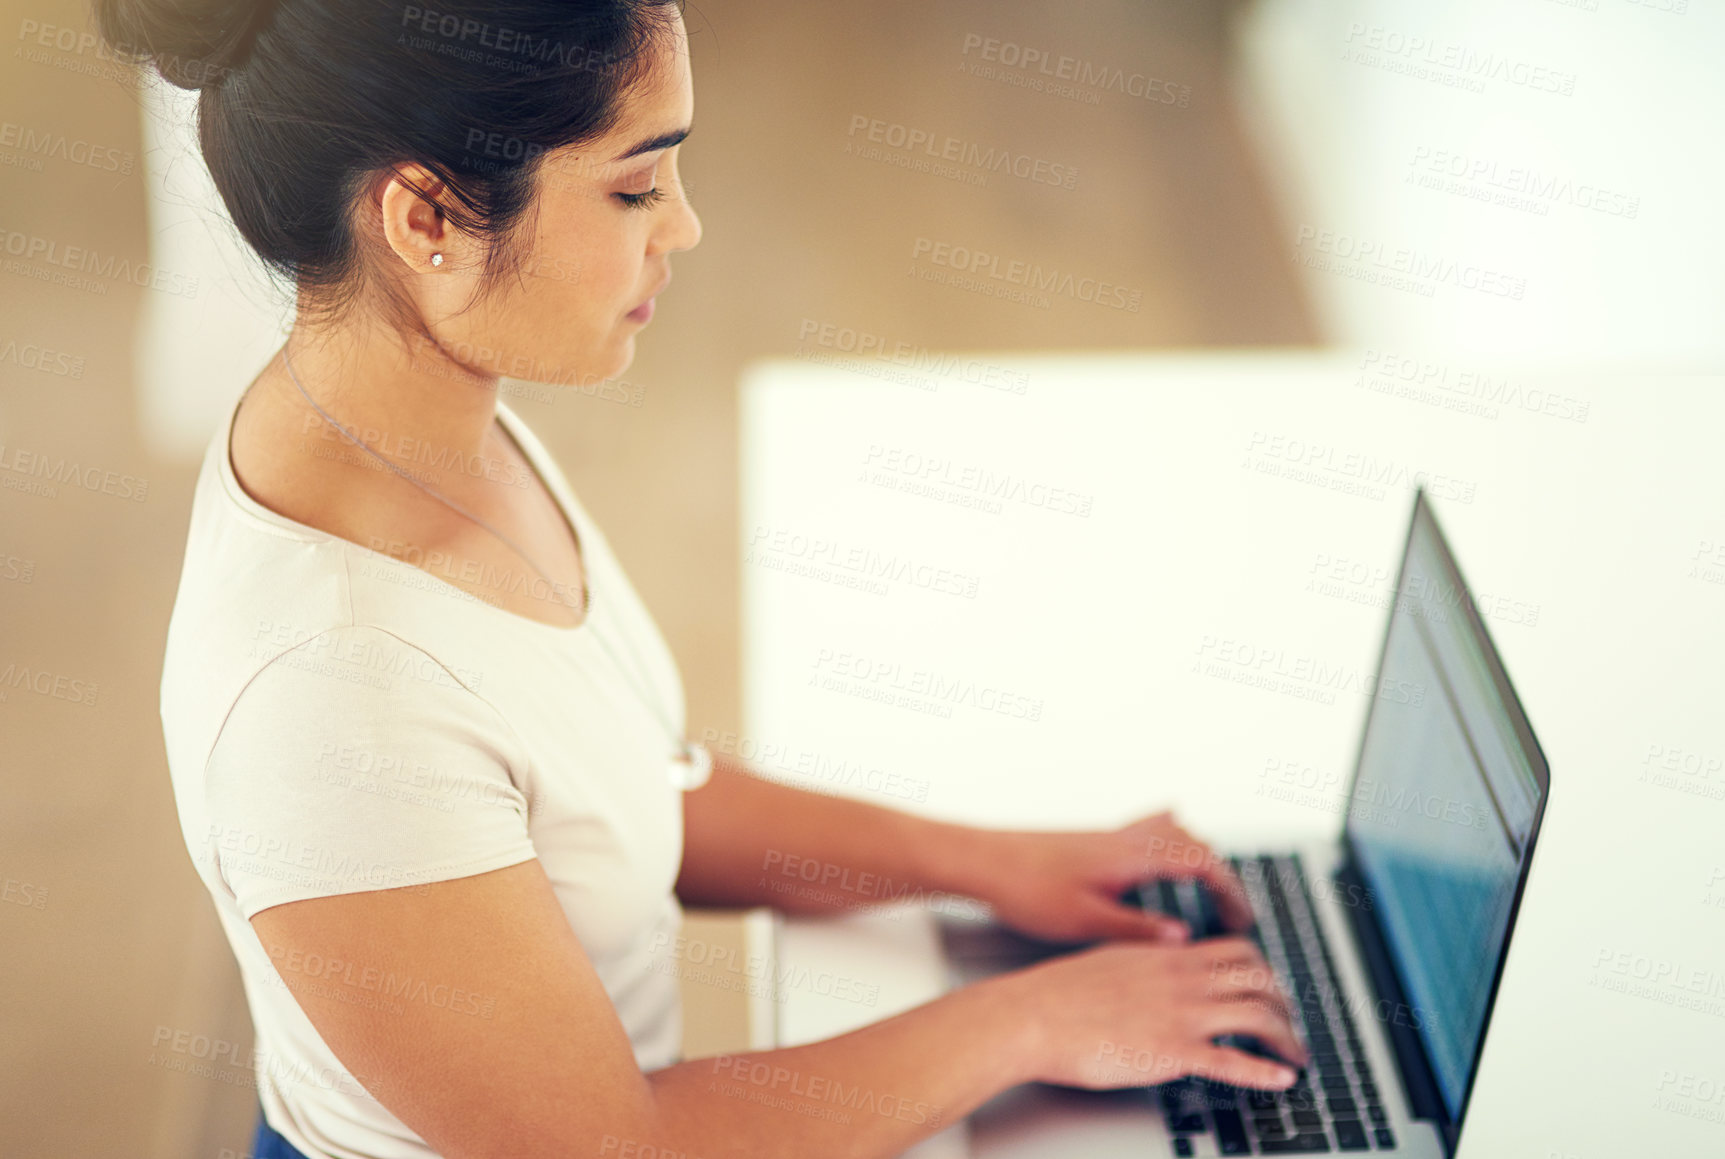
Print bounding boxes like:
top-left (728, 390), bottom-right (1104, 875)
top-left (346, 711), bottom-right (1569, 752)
top-left (104, 0), bottom-right (1307, 1155)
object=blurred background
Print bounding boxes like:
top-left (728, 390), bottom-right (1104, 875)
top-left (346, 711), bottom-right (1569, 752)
top-left (2, 0), bottom-right (1718, 1155)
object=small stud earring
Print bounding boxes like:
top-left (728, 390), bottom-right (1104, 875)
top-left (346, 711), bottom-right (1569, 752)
top-left (430, 253), bottom-right (444, 267)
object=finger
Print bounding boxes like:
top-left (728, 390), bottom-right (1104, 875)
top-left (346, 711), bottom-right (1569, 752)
top-left (1077, 894), bottom-right (1189, 944)
top-left (1184, 1045), bottom-right (1300, 1092)
top-left (1116, 814), bottom-right (1174, 876)
top-left (1198, 999), bottom-right (1309, 1068)
top-left (1120, 810), bottom-right (1173, 836)
top-left (1198, 853), bottom-right (1257, 932)
top-left (1194, 935), bottom-right (1268, 967)
top-left (1152, 824), bottom-right (1254, 930)
top-left (1205, 967), bottom-right (1297, 1022)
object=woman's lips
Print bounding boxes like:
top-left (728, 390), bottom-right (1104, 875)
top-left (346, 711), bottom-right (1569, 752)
top-left (627, 274), bottom-right (671, 323)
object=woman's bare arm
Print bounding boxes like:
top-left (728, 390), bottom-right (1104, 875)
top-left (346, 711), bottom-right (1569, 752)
top-left (676, 753), bottom-right (991, 916)
top-left (252, 859), bottom-right (1305, 1159)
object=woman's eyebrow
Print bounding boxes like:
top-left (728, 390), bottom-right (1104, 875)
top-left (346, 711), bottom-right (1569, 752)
top-left (611, 126), bottom-right (690, 162)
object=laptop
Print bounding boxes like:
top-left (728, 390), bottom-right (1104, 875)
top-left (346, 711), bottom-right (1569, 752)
top-left (939, 487), bottom-right (1551, 1157)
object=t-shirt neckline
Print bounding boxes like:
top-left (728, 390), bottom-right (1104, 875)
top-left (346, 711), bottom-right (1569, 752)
top-left (217, 385), bottom-right (594, 637)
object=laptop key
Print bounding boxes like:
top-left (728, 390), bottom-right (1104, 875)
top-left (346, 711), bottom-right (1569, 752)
top-left (1255, 1116), bottom-right (1290, 1139)
top-left (1172, 1137), bottom-right (1194, 1158)
top-left (1159, 1083), bottom-right (1205, 1133)
top-left (1366, 1105), bottom-right (1386, 1125)
top-left (1257, 1133), bottom-right (1333, 1153)
top-left (1212, 1107), bottom-right (1250, 1155)
top-left (1201, 1078), bottom-right (1239, 1109)
top-left (1291, 1109), bottom-right (1323, 1130)
top-left (1327, 1095), bottom-right (1358, 1116)
top-left (1374, 1127), bottom-right (1396, 1148)
top-left (1333, 1118), bottom-right (1370, 1151)
top-left (1194, 880), bottom-right (1226, 937)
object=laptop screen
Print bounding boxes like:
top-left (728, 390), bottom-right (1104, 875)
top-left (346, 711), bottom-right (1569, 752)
top-left (1343, 493), bottom-right (1547, 1125)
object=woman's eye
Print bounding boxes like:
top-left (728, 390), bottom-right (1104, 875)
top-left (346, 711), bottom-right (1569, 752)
top-left (615, 187), bottom-right (667, 210)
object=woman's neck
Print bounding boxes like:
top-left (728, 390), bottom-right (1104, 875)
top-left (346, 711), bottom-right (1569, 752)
top-left (272, 307), bottom-right (506, 466)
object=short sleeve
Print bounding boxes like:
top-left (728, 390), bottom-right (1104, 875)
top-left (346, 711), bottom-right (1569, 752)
top-left (202, 624), bottom-right (539, 920)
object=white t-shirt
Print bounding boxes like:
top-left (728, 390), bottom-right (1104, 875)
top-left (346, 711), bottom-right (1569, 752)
top-left (160, 390), bottom-right (694, 1159)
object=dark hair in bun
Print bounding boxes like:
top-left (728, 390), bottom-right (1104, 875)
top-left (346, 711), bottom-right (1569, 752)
top-left (93, 0), bottom-right (279, 90)
top-left (90, 0), bottom-right (684, 332)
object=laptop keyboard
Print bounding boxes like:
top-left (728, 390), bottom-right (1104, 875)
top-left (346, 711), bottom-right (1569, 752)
top-left (1135, 854), bottom-right (1398, 1154)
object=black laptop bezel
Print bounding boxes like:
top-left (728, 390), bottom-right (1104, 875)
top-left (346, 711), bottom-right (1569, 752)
top-left (1335, 487), bottom-right (1552, 1156)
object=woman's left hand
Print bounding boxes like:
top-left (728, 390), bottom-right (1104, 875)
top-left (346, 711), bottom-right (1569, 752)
top-left (962, 811), bottom-right (1255, 945)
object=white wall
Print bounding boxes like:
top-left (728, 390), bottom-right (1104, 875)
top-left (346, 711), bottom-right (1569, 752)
top-left (134, 75), bottom-right (292, 460)
top-left (1232, 0), bottom-right (1722, 366)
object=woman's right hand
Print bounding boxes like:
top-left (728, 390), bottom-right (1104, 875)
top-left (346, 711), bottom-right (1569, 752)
top-left (1001, 936), bottom-right (1310, 1091)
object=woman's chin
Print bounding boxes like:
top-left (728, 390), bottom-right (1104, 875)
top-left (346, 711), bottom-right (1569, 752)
top-left (598, 334), bottom-right (636, 381)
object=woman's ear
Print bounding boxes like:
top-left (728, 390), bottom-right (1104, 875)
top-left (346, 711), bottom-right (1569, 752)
top-left (375, 163), bottom-right (457, 274)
